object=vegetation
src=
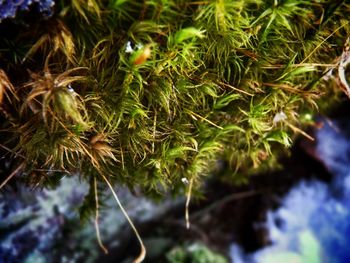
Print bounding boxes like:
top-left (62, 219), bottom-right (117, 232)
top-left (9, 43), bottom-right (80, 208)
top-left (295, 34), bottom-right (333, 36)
top-left (0, 0), bottom-right (349, 260)
top-left (166, 243), bottom-right (228, 263)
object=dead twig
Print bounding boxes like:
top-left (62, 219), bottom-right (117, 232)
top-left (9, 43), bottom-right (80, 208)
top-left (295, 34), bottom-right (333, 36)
top-left (0, 162), bottom-right (25, 190)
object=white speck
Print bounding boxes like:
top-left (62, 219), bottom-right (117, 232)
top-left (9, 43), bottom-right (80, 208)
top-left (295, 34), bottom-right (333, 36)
top-left (67, 84), bottom-right (75, 93)
top-left (181, 177), bottom-right (189, 185)
top-left (273, 111), bottom-right (287, 124)
top-left (125, 41), bottom-right (134, 53)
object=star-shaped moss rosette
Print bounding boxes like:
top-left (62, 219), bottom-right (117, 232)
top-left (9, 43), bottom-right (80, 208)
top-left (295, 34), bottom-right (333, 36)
top-left (0, 0), bottom-right (349, 261)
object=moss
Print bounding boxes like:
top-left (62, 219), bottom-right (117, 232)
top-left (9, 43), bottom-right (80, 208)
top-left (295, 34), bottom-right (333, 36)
top-left (166, 243), bottom-right (228, 263)
top-left (0, 0), bottom-right (349, 213)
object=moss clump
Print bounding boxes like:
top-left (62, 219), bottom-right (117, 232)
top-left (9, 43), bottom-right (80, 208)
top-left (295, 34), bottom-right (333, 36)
top-left (166, 243), bottom-right (228, 263)
top-left (0, 1), bottom-right (349, 200)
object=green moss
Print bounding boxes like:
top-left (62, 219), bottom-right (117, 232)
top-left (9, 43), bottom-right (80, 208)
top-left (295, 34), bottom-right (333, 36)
top-left (0, 0), bottom-right (349, 197)
top-left (166, 243), bottom-right (228, 263)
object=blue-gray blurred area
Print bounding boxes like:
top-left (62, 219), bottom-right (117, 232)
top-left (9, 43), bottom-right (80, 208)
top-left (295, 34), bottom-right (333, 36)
top-left (0, 175), bottom-right (177, 263)
top-left (0, 176), bottom-right (92, 263)
top-left (0, 0), bottom-right (55, 22)
top-left (231, 119), bottom-right (350, 263)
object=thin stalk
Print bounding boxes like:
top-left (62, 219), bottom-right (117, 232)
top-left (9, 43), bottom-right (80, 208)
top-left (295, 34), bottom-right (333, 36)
top-left (185, 178), bottom-right (194, 229)
top-left (94, 177), bottom-right (109, 254)
top-left (0, 162), bottom-right (25, 190)
top-left (286, 122), bottom-right (314, 141)
top-left (119, 141), bottom-right (125, 171)
top-left (0, 143), bottom-right (26, 159)
top-left (99, 172), bottom-right (146, 263)
top-left (187, 110), bottom-right (223, 130)
top-left (300, 21), bottom-right (350, 64)
top-left (219, 82), bottom-right (254, 96)
top-left (152, 111), bottom-right (157, 154)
